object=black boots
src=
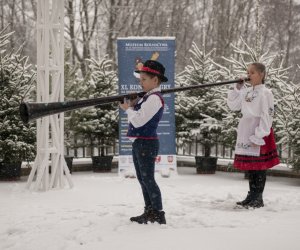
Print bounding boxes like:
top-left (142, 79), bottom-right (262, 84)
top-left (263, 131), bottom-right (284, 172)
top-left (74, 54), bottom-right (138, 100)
top-left (236, 191), bottom-right (253, 206)
top-left (247, 193), bottom-right (264, 208)
top-left (236, 170), bottom-right (266, 209)
top-left (150, 210), bottom-right (166, 224)
top-left (130, 207), bottom-right (166, 224)
top-left (236, 192), bottom-right (264, 208)
top-left (130, 206), bottom-right (152, 224)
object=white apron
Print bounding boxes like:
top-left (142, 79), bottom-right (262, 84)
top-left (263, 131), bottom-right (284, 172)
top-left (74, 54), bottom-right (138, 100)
top-left (235, 117), bottom-right (261, 156)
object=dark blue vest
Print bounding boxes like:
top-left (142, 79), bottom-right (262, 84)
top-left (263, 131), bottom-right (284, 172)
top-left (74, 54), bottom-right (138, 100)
top-left (127, 92), bottom-right (164, 139)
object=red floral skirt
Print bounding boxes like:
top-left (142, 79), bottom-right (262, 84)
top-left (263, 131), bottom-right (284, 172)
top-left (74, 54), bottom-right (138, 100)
top-left (233, 128), bottom-right (280, 171)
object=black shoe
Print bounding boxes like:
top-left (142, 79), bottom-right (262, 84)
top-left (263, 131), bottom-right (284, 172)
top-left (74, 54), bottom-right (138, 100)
top-left (149, 210), bottom-right (166, 224)
top-left (236, 191), bottom-right (253, 207)
top-left (246, 193), bottom-right (264, 208)
top-left (130, 207), bottom-right (152, 224)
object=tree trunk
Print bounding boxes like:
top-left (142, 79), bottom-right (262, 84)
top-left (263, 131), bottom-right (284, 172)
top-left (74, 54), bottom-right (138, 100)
top-left (106, 0), bottom-right (117, 61)
top-left (285, 0), bottom-right (293, 67)
top-left (9, 0), bottom-right (16, 50)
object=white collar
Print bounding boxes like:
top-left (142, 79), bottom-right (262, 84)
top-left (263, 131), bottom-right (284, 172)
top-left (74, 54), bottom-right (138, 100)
top-left (146, 86), bottom-right (161, 96)
top-left (252, 84), bottom-right (264, 90)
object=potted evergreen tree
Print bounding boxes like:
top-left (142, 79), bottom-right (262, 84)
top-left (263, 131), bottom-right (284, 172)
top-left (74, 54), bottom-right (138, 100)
top-left (63, 48), bottom-right (83, 174)
top-left (67, 56), bottom-right (118, 172)
top-left (0, 29), bottom-right (36, 180)
top-left (176, 42), bottom-right (223, 174)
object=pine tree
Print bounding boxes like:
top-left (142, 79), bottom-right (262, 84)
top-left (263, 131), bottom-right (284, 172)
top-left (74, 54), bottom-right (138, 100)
top-left (63, 48), bottom-right (83, 151)
top-left (175, 42), bottom-right (223, 157)
top-left (275, 67), bottom-right (300, 170)
top-left (0, 28), bottom-right (36, 163)
top-left (66, 56), bottom-right (118, 156)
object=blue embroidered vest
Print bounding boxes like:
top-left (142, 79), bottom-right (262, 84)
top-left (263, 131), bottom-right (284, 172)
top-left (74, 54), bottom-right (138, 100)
top-left (127, 92), bottom-right (164, 139)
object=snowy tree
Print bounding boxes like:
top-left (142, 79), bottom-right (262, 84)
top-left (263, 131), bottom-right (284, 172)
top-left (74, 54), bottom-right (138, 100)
top-left (0, 28), bottom-right (36, 163)
top-left (175, 42), bottom-right (223, 157)
top-left (66, 56), bottom-right (118, 156)
top-left (276, 67), bottom-right (300, 170)
top-left (63, 48), bottom-right (83, 151)
top-left (216, 38), bottom-right (290, 158)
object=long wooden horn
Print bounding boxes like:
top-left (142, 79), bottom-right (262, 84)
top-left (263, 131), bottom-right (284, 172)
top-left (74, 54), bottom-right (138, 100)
top-left (20, 78), bottom-right (249, 123)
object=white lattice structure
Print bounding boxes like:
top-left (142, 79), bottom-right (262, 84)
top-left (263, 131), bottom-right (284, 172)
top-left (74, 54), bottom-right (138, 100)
top-left (27, 0), bottom-right (73, 191)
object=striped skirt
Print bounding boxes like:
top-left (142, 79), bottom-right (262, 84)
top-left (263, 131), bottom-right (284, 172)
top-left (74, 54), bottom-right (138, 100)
top-left (234, 128), bottom-right (280, 171)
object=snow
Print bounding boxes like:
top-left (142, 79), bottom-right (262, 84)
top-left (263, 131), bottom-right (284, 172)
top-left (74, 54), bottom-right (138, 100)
top-left (1, 168), bottom-right (300, 250)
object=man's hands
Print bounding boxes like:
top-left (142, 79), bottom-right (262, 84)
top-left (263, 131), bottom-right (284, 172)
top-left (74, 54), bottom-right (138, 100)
top-left (119, 96), bottom-right (139, 111)
top-left (119, 101), bottom-right (130, 111)
top-left (128, 97), bottom-right (139, 107)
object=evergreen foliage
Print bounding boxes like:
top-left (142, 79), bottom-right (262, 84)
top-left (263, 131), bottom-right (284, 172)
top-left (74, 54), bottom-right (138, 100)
top-left (0, 28), bottom-right (36, 163)
top-left (65, 56), bottom-right (118, 155)
top-left (63, 48), bottom-right (83, 150)
top-left (275, 69), bottom-right (300, 170)
top-left (175, 42), bottom-right (223, 157)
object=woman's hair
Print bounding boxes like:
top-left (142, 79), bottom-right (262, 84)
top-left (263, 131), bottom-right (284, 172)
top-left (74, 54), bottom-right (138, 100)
top-left (250, 62), bottom-right (266, 84)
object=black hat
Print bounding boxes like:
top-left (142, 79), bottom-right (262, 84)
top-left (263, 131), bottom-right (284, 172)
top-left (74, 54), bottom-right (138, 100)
top-left (135, 60), bottom-right (168, 82)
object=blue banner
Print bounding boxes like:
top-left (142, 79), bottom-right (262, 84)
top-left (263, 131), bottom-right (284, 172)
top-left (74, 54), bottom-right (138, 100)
top-left (117, 37), bottom-right (176, 176)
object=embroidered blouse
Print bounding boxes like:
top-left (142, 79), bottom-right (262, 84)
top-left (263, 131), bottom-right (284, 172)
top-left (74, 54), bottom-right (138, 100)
top-left (227, 83), bottom-right (275, 156)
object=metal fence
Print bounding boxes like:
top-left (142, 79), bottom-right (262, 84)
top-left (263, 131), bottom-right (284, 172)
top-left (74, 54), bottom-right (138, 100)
top-left (65, 136), bottom-right (118, 158)
top-left (176, 138), bottom-right (291, 162)
top-left (65, 136), bottom-right (291, 162)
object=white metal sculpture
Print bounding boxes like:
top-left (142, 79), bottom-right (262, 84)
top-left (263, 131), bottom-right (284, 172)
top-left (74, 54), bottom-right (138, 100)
top-left (27, 0), bottom-right (73, 190)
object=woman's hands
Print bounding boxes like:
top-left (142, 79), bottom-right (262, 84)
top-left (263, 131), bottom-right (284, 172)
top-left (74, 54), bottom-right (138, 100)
top-left (236, 82), bottom-right (245, 90)
top-left (251, 142), bottom-right (260, 147)
top-left (236, 77), bottom-right (247, 90)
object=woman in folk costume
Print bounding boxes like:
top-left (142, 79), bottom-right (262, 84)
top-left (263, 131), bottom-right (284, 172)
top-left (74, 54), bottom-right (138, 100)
top-left (227, 62), bottom-right (280, 208)
top-left (119, 60), bottom-right (167, 224)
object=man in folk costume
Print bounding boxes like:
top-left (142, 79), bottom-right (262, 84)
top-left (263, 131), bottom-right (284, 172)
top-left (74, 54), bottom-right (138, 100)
top-left (227, 62), bottom-right (280, 208)
top-left (120, 60), bottom-right (167, 224)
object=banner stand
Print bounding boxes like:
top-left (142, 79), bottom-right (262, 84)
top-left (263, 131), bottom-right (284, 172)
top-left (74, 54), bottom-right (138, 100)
top-left (117, 37), bottom-right (177, 178)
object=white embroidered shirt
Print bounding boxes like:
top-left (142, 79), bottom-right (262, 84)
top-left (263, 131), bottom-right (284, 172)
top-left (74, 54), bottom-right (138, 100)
top-left (227, 83), bottom-right (275, 156)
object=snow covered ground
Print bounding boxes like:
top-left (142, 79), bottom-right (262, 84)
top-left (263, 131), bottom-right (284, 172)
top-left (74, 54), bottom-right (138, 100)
top-left (1, 167), bottom-right (300, 250)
